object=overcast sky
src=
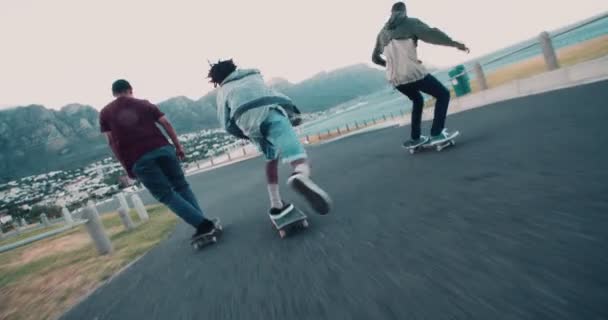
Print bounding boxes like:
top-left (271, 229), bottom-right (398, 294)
top-left (0, 0), bottom-right (605, 110)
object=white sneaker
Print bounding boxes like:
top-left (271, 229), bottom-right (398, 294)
top-left (287, 173), bottom-right (332, 215)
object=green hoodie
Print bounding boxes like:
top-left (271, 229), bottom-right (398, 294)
top-left (372, 16), bottom-right (458, 66)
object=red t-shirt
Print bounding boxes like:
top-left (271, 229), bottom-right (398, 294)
top-left (99, 96), bottom-right (170, 177)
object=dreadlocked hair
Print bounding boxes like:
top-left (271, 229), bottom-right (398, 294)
top-left (208, 59), bottom-right (237, 87)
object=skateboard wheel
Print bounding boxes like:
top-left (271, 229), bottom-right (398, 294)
top-left (279, 230), bottom-right (287, 238)
top-left (302, 220), bottom-right (309, 228)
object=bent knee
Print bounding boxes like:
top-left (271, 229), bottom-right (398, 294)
top-left (437, 87), bottom-right (450, 101)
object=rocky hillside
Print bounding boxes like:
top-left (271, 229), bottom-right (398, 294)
top-left (0, 64), bottom-right (389, 181)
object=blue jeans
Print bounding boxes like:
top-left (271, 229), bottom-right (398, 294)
top-left (251, 109), bottom-right (307, 163)
top-left (132, 145), bottom-right (206, 227)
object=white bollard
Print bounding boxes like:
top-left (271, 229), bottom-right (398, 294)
top-left (473, 62), bottom-right (488, 91)
top-left (62, 207), bottom-right (74, 226)
top-left (131, 194), bottom-right (149, 222)
top-left (83, 204), bottom-right (113, 255)
top-left (116, 193), bottom-right (129, 211)
top-left (539, 31), bottom-right (559, 71)
top-left (40, 213), bottom-right (50, 227)
top-left (117, 207), bottom-right (135, 230)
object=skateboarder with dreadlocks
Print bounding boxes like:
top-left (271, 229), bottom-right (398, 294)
top-left (208, 59), bottom-right (332, 219)
top-left (372, 1), bottom-right (470, 149)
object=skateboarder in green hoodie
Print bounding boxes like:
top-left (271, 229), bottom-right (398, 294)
top-left (372, 2), bottom-right (470, 149)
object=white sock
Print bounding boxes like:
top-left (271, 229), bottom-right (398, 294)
top-left (293, 163), bottom-right (311, 177)
top-left (267, 184), bottom-right (283, 209)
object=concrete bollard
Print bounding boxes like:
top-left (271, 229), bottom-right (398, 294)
top-left (473, 62), bottom-right (488, 91)
top-left (116, 193), bottom-right (129, 211)
top-left (539, 31), bottom-right (559, 71)
top-left (83, 204), bottom-right (113, 255)
top-left (131, 194), bottom-right (149, 222)
top-left (40, 213), bottom-right (50, 227)
top-left (62, 207), bottom-right (74, 226)
top-left (117, 207), bottom-right (135, 230)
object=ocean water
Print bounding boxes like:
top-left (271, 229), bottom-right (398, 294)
top-left (300, 13), bottom-right (608, 136)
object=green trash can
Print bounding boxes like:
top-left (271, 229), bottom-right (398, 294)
top-left (448, 65), bottom-right (471, 97)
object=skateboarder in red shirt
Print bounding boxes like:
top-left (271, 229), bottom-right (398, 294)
top-left (100, 79), bottom-right (217, 239)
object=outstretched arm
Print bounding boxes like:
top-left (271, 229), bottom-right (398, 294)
top-left (413, 18), bottom-right (470, 53)
top-left (157, 116), bottom-right (186, 160)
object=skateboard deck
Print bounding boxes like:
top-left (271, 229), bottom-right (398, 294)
top-left (270, 206), bottom-right (309, 239)
top-left (407, 131), bottom-right (460, 154)
top-left (190, 218), bottom-right (223, 250)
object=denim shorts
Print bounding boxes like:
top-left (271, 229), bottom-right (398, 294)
top-left (251, 109), bottom-right (307, 163)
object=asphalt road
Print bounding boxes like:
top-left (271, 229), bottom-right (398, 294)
top-left (61, 81), bottom-right (608, 320)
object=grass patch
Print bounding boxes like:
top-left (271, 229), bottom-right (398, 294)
top-left (0, 205), bottom-right (178, 320)
top-left (478, 34), bottom-right (608, 91)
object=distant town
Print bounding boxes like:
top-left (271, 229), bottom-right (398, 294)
top-left (0, 129), bottom-right (238, 230)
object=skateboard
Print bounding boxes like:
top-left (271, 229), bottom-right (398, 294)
top-left (406, 131), bottom-right (460, 154)
top-left (190, 218), bottom-right (223, 250)
top-left (270, 206), bottom-right (309, 239)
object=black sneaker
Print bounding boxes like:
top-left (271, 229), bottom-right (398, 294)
top-left (192, 219), bottom-right (216, 239)
top-left (269, 203), bottom-right (295, 220)
top-left (287, 173), bottom-right (332, 215)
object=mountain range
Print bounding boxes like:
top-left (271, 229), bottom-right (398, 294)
top-left (0, 63), bottom-right (389, 181)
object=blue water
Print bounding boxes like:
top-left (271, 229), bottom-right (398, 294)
top-left (300, 13), bottom-right (608, 136)
top-left (299, 89), bottom-right (410, 135)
